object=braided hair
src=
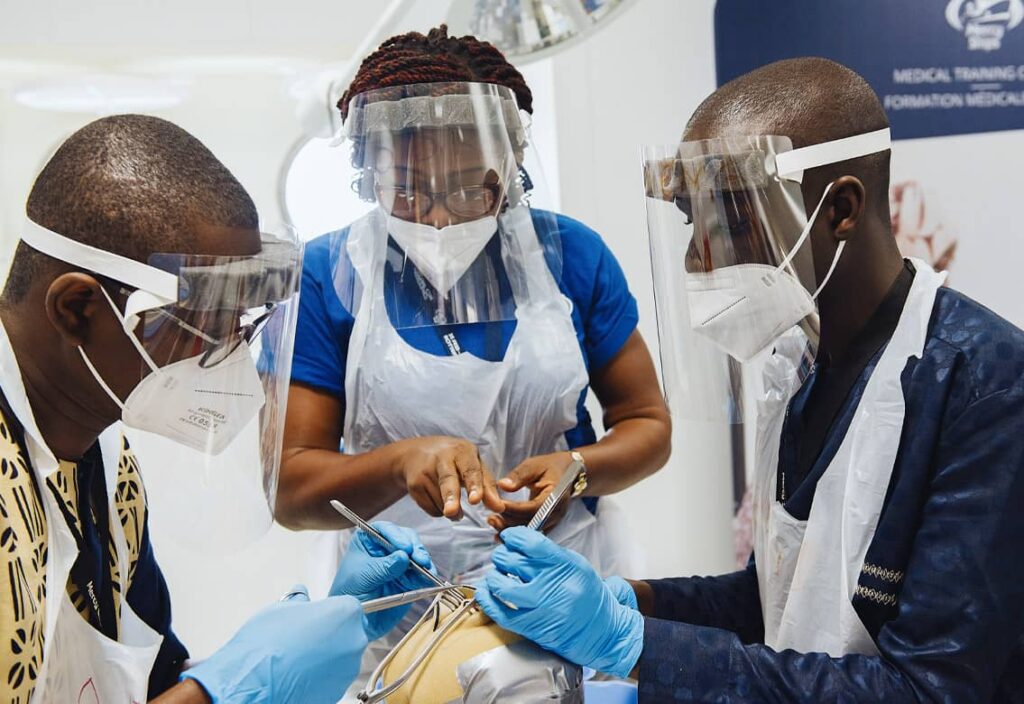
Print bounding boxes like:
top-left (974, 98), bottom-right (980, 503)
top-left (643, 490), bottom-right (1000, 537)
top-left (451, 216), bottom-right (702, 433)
top-left (338, 24), bottom-right (533, 119)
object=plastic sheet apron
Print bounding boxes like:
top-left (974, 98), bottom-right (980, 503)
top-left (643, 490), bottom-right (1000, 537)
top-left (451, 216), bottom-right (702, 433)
top-left (753, 259), bottom-right (945, 656)
top-left (317, 207), bottom-right (632, 695)
top-left (0, 320), bottom-right (164, 704)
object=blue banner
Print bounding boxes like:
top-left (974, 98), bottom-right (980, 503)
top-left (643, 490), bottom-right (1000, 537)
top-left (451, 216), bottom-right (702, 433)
top-left (715, 0), bottom-right (1024, 139)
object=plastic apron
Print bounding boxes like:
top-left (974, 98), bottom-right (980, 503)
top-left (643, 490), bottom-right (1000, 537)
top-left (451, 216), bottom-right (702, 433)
top-left (327, 206), bottom-right (620, 688)
top-left (0, 322), bottom-right (163, 704)
top-left (752, 259), bottom-right (945, 657)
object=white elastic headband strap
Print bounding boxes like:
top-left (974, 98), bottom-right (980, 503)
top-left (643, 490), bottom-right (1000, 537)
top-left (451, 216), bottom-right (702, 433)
top-left (774, 128), bottom-right (891, 183)
top-left (776, 181), bottom-right (834, 274)
top-left (773, 180), bottom-right (846, 301)
top-left (77, 283), bottom-right (163, 411)
top-left (21, 218), bottom-right (179, 302)
top-left (78, 346), bottom-right (126, 409)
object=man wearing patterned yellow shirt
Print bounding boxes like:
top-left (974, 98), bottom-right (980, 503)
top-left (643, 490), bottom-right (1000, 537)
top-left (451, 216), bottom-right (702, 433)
top-left (0, 115), bottom-right (433, 703)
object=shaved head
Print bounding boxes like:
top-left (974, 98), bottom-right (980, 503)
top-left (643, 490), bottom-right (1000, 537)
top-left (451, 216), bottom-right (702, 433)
top-left (687, 57), bottom-right (890, 217)
top-left (682, 57), bottom-right (906, 358)
top-left (4, 114), bottom-right (257, 303)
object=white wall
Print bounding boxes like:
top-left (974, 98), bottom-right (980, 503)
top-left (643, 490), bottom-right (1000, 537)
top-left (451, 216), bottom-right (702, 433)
top-left (547, 0), bottom-right (735, 578)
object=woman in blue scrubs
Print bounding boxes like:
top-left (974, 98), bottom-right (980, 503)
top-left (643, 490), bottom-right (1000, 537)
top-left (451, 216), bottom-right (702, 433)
top-left (276, 24), bottom-right (670, 667)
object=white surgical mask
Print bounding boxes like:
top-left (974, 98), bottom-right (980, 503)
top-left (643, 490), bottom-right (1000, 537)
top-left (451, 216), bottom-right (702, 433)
top-left (387, 214), bottom-right (498, 294)
top-left (686, 183), bottom-right (846, 362)
top-left (80, 288), bottom-right (266, 455)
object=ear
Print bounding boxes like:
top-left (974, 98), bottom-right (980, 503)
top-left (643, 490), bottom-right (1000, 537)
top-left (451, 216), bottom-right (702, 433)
top-left (43, 273), bottom-right (111, 347)
top-left (827, 175), bottom-right (867, 241)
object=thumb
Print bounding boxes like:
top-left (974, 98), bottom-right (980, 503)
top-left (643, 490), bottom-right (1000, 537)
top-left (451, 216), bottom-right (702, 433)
top-left (377, 550), bottom-right (411, 581)
top-left (498, 463), bottom-right (535, 491)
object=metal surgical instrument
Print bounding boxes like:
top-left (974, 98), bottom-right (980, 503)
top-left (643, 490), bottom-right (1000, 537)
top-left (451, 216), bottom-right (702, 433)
top-left (329, 499), bottom-right (464, 609)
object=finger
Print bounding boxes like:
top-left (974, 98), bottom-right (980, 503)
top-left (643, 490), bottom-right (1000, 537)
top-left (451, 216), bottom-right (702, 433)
top-left (473, 581), bottom-right (520, 627)
top-left (410, 544), bottom-right (434, 571)
top-left (354, 529), bottom-right (388, 557)
top-left (499, 494), bottom-right (547, 516)
top-left (356, 523), bottom-right (407, 558)
top-left (409, 481), bottom-right (445, 517)
top-left (371, 521), bottom-right (413, 550)
top-left (436, 456), bottom-right (463, 519)
top-left (487, 514), bottom-right (507, 532)
top-left (499, 526), bottom-right (564, 561)
top-left (494, 511), bottom-right (528, 528)
top-left (372, 522), bottom-right (431, 570)
top-left (484, 570), bottom-right (542, 610)
top-left (498, 461), bottom-right (539, 492)
top-left (454, 447), bottom-right (484, 505)
top-left (376, 551), bottom-right (411, 582)
top-left (491, 546), bottom-right (539, 581)
top-left (478, 461), bottom-right (506, 512)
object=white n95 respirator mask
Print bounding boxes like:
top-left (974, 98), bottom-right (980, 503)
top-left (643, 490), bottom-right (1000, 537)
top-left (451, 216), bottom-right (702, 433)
top-left (79, 287), bottom-right (266, 455)
top-left (685, 183), bottom-right (845, 362)
top-left (387, 214), bottom-right (498, 294)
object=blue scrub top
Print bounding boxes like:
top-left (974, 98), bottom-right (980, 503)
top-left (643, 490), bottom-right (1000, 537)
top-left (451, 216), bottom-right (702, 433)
top-left (291, 209), bottom-right (640, 454)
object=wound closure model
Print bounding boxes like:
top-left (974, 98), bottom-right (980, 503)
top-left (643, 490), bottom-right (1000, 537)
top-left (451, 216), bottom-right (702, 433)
top-left (358, 587), bottom-right (582, 703)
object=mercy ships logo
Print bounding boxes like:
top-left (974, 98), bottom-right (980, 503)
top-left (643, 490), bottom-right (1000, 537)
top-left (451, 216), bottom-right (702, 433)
top-left (946, 0), bottom-right (1024, 51)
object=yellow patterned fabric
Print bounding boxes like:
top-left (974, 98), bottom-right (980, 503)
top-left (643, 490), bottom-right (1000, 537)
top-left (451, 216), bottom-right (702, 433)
top-left (0, 408), bottom-right (147, 704)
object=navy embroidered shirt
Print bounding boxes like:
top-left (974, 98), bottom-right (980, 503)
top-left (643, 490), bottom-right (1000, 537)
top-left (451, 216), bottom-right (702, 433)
top-left (638, 284), bottom-right (1024, 703)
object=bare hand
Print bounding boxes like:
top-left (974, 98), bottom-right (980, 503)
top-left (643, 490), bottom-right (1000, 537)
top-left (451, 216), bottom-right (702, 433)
top-left (487, 452), bottom-right (574, 534)
top-left (393, 436), bottom-right (505, 520)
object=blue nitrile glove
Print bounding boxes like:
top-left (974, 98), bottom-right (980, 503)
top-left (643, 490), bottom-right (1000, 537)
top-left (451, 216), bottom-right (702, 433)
top-left (604, 575), bottom-right (639, 610)
top-left (473, 527), bottom-right (644, 679)
top-left (330, 521), bottom-right (435, 640)
top-left (182, 589), bottom-right (367, 703)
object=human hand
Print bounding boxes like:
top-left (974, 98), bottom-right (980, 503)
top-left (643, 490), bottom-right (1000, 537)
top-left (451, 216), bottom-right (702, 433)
top-left (604, 575), bottom-right (639, 610)
top-left (488, 452), bottom-right (574, 533)
top-left (473, 527), bottom-right (643, 678)
top-left (392, 436), bottom-right (505, 519)
top-left (182, 590), bottom-right (367, 703)
top-left (330, 521), bottom-right (435, 640)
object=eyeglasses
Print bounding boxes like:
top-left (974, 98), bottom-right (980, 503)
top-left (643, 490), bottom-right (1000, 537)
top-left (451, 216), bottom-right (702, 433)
top-left (375, 183), bottom-right (501, 220)
top-left (120, 287), bottom-right (276, 369)
top-left (195, 304), bottom-right (275, 368)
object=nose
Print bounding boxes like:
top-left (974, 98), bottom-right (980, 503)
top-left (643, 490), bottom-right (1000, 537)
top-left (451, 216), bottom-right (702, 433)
top-left (419, 199), bottom-right (462, 230)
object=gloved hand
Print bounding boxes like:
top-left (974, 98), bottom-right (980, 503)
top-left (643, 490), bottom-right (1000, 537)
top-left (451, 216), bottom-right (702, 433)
top-left (604, 575), bottom-right (638, 610)
top-left (473, 527), bottom-right (643, 678)
top-left (330, 521), bottom-right (435, 640)
top-left (182, 590), bottom-right (367, 704)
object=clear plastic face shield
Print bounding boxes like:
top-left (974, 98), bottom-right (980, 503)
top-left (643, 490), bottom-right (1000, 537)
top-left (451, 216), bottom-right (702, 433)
top-left (20, 218), bottom-right (303, 550)
top-left (643, 128), bottom-right (891, 422)
top-left (335, 81), bottom-right (562, 330)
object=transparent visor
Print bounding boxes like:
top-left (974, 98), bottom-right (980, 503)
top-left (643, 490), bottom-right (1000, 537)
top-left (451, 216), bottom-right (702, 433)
top-left (643, 135), bottom-right (814, 280)
top-left (20, 219), bottom-right (303, 551)
top-left (336, 81), bottom-right (561, 331)
top-left (136, 233), bottom-right (302, 369)
top-left (643, 129), bottom-right (891, 422)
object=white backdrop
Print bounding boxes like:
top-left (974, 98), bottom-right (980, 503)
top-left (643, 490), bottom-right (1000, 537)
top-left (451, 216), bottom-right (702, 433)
top-left (547, 0), bottom-right (734, 580)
